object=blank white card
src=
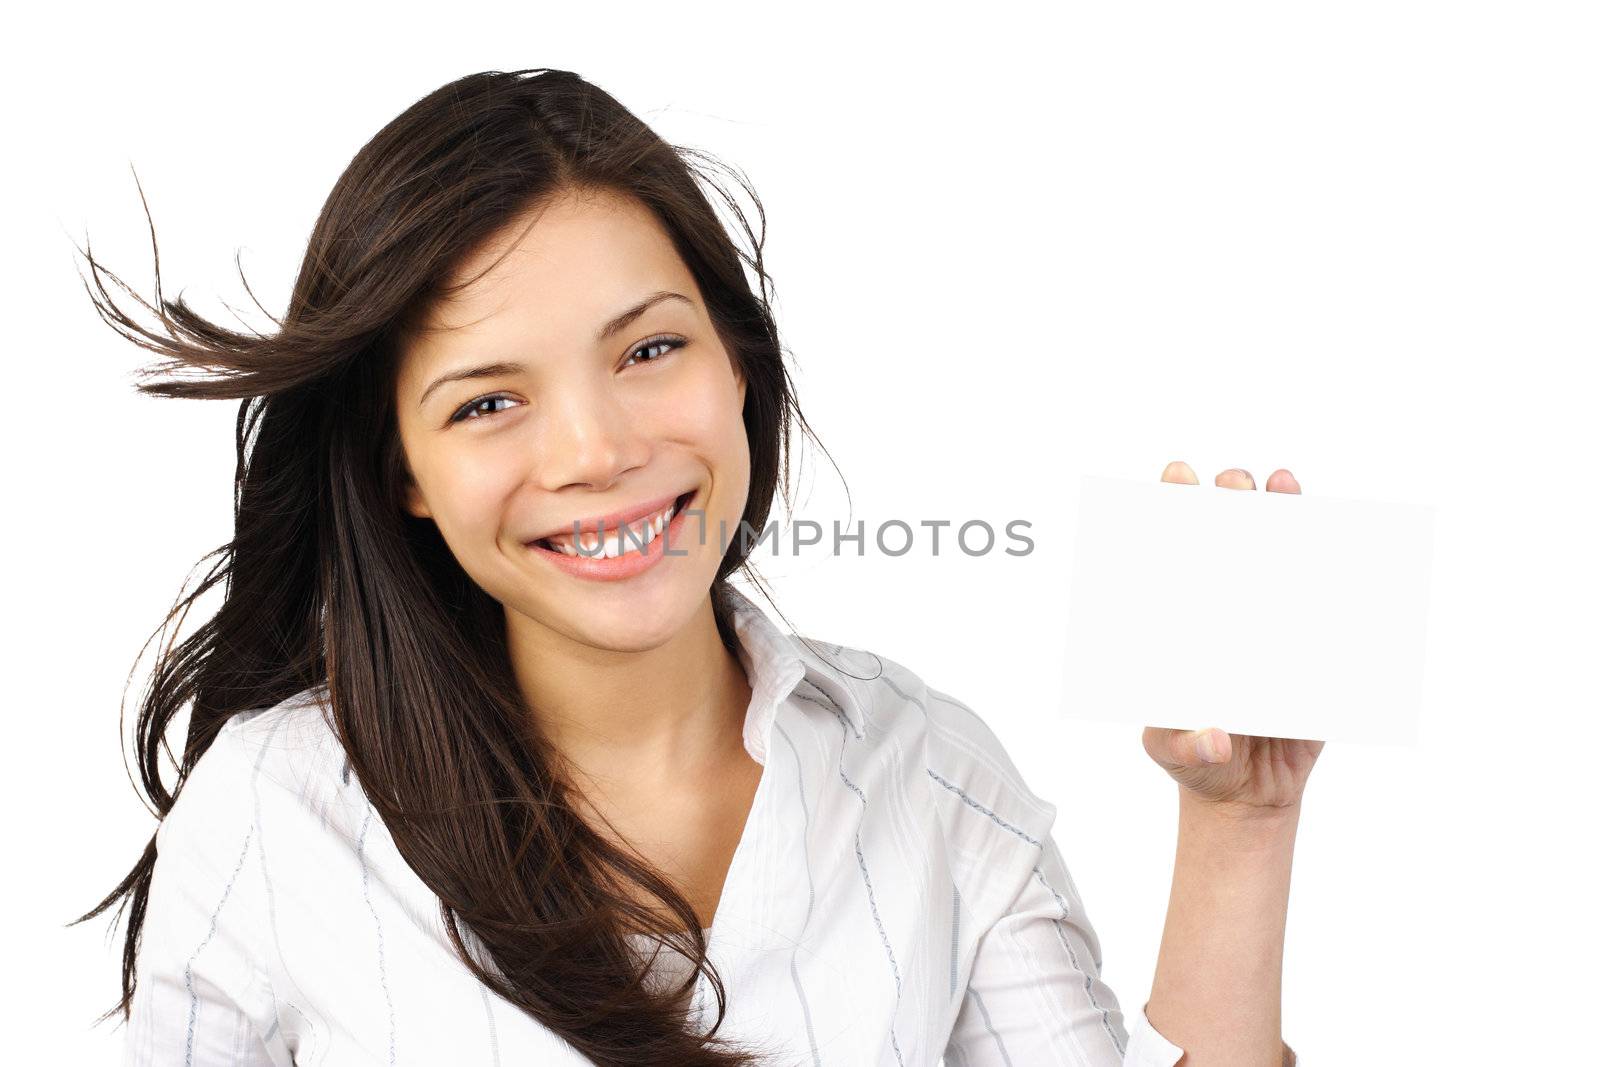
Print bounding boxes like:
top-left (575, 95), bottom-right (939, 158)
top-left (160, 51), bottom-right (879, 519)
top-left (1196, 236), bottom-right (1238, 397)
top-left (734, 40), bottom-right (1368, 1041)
top-left (1060, 475), bottom-right (1435, 746)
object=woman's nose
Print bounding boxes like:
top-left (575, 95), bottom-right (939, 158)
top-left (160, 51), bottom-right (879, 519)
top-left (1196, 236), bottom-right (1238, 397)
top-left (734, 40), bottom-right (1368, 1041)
top-left (538, 387), bottom-right (648, 491)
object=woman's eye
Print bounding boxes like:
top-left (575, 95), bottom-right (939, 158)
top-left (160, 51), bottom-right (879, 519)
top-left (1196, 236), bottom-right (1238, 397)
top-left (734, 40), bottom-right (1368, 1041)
top-left (447, 335), bottom-right (685, 425)
top-left (449, 395), bottom-right (519, 424)
top-left (623, 334), bottom-right (686, 368)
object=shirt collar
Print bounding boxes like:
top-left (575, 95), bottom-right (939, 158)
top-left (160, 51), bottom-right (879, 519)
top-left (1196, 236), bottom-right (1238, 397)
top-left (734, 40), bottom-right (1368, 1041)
top-left (722, 583), bottom-right (866, 763)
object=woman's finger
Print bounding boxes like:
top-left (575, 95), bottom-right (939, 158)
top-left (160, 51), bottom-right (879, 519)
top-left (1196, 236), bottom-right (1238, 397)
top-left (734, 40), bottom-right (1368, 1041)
top-left (1215, 468), bottom-right (1254, 489)
top-left (1265, 469), bottom-right (1301, 493)
top-left (1178, 726), bottom-right (1232, 766)
top-left (1143, 724), bottom-right (1233, 769)
top-left (1161, 460), bottom-right (1199, 484)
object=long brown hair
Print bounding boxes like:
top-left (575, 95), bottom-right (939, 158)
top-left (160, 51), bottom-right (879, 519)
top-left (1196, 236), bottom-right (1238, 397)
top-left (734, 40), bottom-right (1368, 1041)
top-left (68, 68), bottom-right (846, 1065)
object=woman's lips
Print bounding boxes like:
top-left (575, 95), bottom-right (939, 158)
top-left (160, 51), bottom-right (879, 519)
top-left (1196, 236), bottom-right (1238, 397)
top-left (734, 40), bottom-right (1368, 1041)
top-left (533, 489), bottom-right (695, 552)
top-left (524, 487), bottom-right (690, 546)
top-left (526, 488), bottom-right (699, 582)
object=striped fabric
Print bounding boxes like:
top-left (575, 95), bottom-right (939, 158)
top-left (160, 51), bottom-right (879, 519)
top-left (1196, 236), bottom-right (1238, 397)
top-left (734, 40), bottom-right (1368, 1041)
top-left (124, 584), bottom-right (1207, 1065)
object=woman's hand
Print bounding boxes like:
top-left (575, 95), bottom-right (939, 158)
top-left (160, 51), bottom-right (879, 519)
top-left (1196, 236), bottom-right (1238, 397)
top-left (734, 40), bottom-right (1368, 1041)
top-left (1140, 461), bottom-right (1326, 816)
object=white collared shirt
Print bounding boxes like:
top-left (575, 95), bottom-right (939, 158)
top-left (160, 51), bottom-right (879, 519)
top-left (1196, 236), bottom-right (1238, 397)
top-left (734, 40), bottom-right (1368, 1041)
top-left (126, 584), bottom-right (1294, 1065)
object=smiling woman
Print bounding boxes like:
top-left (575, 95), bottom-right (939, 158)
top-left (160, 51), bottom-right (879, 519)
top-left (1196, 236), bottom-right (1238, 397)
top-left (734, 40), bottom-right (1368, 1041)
top-left (70, 68), bottom-right (1301, 1067)
top-left (392, 188), bottom-right (754, 624)
top-left (68, 67), bottom-right (826, 1067)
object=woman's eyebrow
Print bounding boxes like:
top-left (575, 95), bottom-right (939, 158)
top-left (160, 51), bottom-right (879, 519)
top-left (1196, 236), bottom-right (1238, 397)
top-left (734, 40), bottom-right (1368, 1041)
top-left (419, 360), bottom-right (527, 410)
top-left (417, 290), bottom-right (693, 410)
top-left (596, 289), bottom-right (691, 342)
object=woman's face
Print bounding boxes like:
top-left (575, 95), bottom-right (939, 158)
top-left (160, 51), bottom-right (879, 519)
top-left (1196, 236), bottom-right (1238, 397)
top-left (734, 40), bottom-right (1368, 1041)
top-left (393, 187), bottom-right (749, 652)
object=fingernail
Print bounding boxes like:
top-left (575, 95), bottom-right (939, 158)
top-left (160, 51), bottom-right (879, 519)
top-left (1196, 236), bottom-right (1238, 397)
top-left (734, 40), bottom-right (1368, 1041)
top-left (1197, 730), bottom-right (1224, 763)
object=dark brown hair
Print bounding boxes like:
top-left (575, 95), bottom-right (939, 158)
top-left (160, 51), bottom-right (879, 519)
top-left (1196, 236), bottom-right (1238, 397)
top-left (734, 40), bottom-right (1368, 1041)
top-left (68, 68), bottom-right (848, 1065)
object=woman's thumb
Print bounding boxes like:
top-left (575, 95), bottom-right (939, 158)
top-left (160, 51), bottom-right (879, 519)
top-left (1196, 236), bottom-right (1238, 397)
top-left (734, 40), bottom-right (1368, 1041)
top-left (1143, 725), bottom-right (1233, 770)
top-left (1176, 727), bottom-right (1231, 767)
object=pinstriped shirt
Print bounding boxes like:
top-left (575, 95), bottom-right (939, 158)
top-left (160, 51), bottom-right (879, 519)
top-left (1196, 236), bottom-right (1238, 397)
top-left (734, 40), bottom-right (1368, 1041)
top-left (124, 583), bottom-right (1206, 1066)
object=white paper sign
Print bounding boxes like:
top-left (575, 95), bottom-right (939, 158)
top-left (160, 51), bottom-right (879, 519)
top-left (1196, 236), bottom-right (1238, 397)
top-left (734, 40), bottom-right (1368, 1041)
top-left (1060, 475), bottom-right (1435, 746)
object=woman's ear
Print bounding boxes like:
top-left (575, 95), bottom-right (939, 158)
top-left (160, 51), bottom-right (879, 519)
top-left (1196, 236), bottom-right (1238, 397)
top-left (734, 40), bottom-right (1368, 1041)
top-left (403, 476), bottom-right (432, 520)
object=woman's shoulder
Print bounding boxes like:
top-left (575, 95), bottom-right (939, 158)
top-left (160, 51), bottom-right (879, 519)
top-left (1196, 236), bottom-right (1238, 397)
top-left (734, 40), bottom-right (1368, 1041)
top-left (219, 681), bottom-right (344, 782)
top-left (160, 683), bottom-right (353, 855)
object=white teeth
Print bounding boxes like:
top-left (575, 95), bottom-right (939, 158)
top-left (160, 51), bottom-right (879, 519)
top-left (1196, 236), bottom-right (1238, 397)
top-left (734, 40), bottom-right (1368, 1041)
top-left (541, 498), bottom-right (681, 558)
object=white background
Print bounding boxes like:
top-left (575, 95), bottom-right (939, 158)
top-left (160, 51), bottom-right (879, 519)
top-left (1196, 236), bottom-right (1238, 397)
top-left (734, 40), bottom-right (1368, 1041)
top-left (6, 2), bottom-right (1597, 1063)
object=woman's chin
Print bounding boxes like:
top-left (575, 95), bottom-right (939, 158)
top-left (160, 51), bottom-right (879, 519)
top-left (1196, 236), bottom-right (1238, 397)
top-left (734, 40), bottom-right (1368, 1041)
top-left (561, 583), bottom-right (701, 649)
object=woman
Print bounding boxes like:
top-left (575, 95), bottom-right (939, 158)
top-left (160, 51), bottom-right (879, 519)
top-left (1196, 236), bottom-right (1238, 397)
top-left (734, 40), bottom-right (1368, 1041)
top-left (74, 68), bottom-right (1315, 1065)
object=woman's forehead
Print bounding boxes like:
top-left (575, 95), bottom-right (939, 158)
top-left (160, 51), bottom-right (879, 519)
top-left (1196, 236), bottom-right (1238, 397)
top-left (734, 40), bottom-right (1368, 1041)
top-left (423, 191), bottom-right (691, 333)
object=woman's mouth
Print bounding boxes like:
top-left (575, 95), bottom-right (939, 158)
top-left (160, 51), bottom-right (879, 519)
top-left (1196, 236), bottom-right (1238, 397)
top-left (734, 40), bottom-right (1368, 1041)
top-left (535, 489), bottom-right (695, 555)
top-left (529, 488), bottom-right (698, 575)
